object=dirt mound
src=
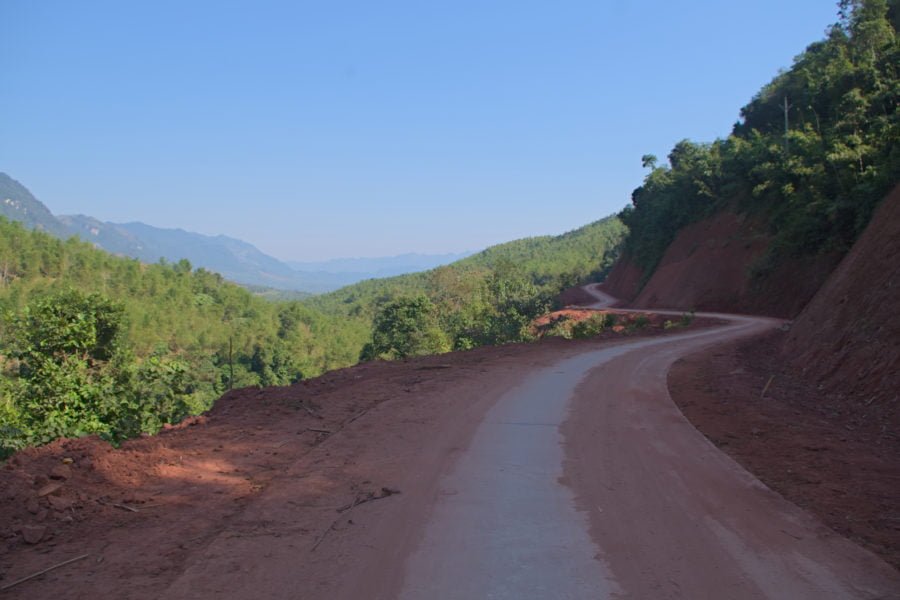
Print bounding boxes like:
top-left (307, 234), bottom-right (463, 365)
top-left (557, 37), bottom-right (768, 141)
top-left (782, 184), bottom-right (900, 437)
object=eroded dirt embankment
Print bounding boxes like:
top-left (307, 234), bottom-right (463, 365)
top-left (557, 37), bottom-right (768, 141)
top-left (602, 210), bottom-right (841, 318)
top-left (783, 185), bottom-right (900, 424)
top-left (668, 186), bottom-right (900, 571)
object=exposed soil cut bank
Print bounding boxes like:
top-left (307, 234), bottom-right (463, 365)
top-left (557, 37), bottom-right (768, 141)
top-left (602, 209), bottom-right (842, 318)
top-left (667, 186), bottom-right (900, 571)
top-left (783, 185), bottom-right (900, 427)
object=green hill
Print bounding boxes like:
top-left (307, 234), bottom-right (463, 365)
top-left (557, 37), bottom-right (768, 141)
top-left (307, 215), bottom-right (626, 355)
top-left (0, 218), bottom-right (364, 454)
top-left (618, 0), bottom-right (899, 286)
top-left (0, 212), bottom-right (625, 454)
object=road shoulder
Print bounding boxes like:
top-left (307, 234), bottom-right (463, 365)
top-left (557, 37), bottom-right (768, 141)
top-left (669, 330), bottom-right (900, 571)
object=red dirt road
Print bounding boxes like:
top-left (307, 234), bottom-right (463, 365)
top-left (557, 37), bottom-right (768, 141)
top-left (565, 286), bottom-right (899, 598)
top-left (2, 288), bottom-right (899, 598)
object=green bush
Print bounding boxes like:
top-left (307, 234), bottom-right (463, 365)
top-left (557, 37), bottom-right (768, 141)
top-left (544, 318), bottom-right (574, 339)
top-left (630, 315), bottom-right (650, 330)
top-left (360, 296), bottom-right (451, 361)
top-left (664, 311), bottom-right (695, 329)
top-left (1, 289), bottom-right (200, 446)
top-left (571, 313), bottom-right (616, 339)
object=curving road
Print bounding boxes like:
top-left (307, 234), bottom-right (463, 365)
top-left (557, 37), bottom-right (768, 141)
top-left (392, 286), bottom-right (900, 599)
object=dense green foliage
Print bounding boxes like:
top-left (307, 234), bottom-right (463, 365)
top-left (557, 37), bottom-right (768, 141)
top-left (0, 218), bottom-right (366, 455)
top-left (307, 215), bottom-right (627, 354)
top-left (0, 212), bottom-right (626, 454)
top-left (621, 0), bottom-right (899, 280)
top-left (360, 296), bottom-right (450, 360)
top-left (310, 216), bottom-right (625, 317)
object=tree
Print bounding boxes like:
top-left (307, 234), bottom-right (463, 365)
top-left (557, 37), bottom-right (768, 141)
top-left (4, 289), bottom-right (126, 441)
top-left (360, 296), bottom-right (450, 361)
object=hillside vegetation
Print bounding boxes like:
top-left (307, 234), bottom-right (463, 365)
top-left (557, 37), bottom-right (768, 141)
top-left (307, 215), bottom-right (626, 357)
top-left (619, 0), bottom-right (898, 286)
top-left (0, 218), bottom-right (366, 455)
top-left (0, 212), bottom-right (625, 454)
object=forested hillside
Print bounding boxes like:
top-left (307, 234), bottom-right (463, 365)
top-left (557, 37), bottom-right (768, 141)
top-left (0, 212), bottom-right (625, 454)
top-left (618, 0), bottom-right (898, 288)
top-left (0, 218), bottom-right (365, 455)
top-left (308, 215), bottom-right (626, 358)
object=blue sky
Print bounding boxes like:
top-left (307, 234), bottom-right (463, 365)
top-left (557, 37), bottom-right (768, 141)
top-left (2, 1), bottom-right (840, 261)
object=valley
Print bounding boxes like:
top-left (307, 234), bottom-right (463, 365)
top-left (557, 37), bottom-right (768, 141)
top-left (1, 2), bottom-right (898, 597)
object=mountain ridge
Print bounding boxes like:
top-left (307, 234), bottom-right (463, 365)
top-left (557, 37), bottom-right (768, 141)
top-left (0, 172), bottom-right (473, 293)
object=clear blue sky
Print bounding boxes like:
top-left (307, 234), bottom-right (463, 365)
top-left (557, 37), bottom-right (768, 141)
top-left (1, 1), bottom-right (840, 261)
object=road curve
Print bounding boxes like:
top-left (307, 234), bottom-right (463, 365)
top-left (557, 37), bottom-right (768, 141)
top-left (393, 287), bottom-right (900, 599)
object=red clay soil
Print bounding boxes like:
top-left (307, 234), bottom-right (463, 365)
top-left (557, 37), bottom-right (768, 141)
top-left (632, 210), bottom-right (770, 313)
top-left (669, 330), bottom-right (900, 571)
top-left (604, 210), bottom-right (841, 318)
top-left (556, 285), bottom-right (600, 307)
top-left (783, 184), bottom-right (900, 428)
top-left (0, 324), bottom-right (706, 599)
top-left (666, 187), bottom-right (900, 572)
top-left (598, 255), bottom-right (643, 303)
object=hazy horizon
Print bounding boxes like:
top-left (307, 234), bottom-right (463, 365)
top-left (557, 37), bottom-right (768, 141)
top-left (1, 1), bottom-right (839, 261)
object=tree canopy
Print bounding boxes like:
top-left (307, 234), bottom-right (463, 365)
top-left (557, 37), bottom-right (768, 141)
top-left (621, 0), bottom-right (899, 283)
top-left (0, 219), bottom-right (366, 455)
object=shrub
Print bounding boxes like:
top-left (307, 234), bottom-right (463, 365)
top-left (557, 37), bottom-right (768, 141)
top-left (360, 296), bottom-right (451, 361)
top-left (630, 315), bottom-right (650, 330)
top-left (572, 313), bottom-right (616, 339)
top-left (544, 319), bottom-right (574, 339)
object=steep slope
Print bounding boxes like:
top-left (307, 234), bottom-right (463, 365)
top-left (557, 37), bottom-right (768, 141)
top-left (666, 185), bottom-right (900, 567)
top-left (605, 209), bottom-right (842, 318)
top-left (606, 3), bottom-right (898, 317)
top-left (0, 173), bottom-right (70, 238)
top-left (0, 174), bottom-right (318, 291)
top-left (57, 214), bottom-right (151, 259)
top-left (2, 174), bottom-right (474, 293)
top-left (117, 221), bottom-right (302, 287)
top-left (59, 216), bottom-right (311, 290)
top-left (783, 184), bottom-right (900, 424)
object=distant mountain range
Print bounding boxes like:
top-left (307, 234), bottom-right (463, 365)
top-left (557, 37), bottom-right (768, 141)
top-left (0, 173), bottom-right (470, 293)
top-left (288, 252), bottom-right (473, 276)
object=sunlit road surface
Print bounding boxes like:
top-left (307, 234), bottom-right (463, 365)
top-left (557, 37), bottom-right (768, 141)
top-left (396, 288), bottom-right (900, 599)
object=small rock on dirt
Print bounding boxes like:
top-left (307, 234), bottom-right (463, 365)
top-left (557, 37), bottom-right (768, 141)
top-left (48, 495), bottom-right (73, 511)
top-left (21, 525), bottom-right (47, 544)
top-left (37, 482), bottom-right (64, 497)
top-left (50, 464), bottom-right (72, 480)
